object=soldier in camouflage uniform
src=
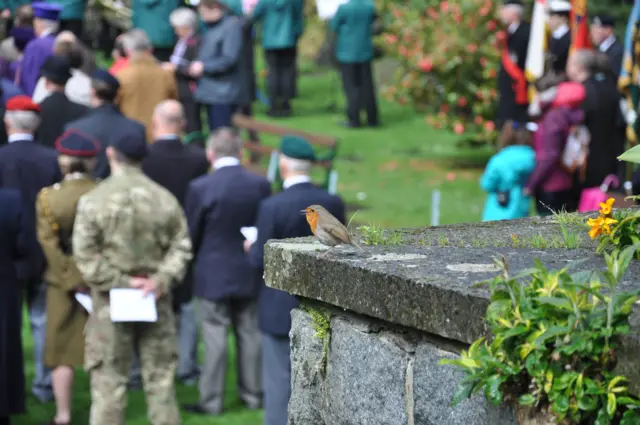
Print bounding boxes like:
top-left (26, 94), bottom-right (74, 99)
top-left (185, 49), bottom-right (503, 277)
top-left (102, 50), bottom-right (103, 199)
top-left (72, 126), bottom-right (192, 425)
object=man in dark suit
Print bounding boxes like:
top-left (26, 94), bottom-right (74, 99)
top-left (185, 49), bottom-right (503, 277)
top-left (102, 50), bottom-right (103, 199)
top-left (497, 0), bottom-right (530, 129)
top-left (142, 99), bottom-right (209, 385)
top-left (164, 7), bottom-right (202, 146)
top-left (244, 135), bottom-right (345, 425)
top-left (0, 95), bottom-right (61, 403)
top-left (591, 15), bottom-right (624, 78)
top-left (184, 127), bottom-right (270, 415)
top-left (567, 49), bottom-right (625, 189)
top-left (65, 69), bottom-right (147, 180)
top-left (36, 55), bottom-right (88, 148)
top-left (546, 0), bottom-right (572, 75)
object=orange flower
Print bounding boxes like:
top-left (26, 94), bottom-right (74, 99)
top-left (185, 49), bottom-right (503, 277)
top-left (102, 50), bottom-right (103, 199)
top-left (599, 198), bottom-right (615, 217)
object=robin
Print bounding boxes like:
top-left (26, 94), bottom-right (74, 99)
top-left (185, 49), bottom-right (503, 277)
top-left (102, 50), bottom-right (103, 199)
top-left (303, 204), bottom-right (362, 256)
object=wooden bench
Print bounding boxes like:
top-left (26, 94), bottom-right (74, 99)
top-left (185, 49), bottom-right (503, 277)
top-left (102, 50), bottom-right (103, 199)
top-left (232, 114), bottom-right (339, 193)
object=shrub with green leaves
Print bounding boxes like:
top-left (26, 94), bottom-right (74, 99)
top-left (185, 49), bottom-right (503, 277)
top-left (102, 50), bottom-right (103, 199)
top-left (441, 247), bottom-right (640, 424)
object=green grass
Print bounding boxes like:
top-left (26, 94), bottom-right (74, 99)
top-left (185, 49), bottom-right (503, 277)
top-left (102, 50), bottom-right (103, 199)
top-left (14, 56), bottom-right (485, 424)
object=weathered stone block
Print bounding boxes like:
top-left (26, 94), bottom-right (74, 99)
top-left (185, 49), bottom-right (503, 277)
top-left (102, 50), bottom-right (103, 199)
top-left (325, 317), bottom-right (410, 425)
top-left (288, 309), bottom-right (326, 425)
top-left (413, 343), bottom-right (517, 425)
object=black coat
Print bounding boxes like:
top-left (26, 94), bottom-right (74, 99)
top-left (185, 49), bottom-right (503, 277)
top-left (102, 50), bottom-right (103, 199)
top-left (0, 138), bottom-right (61, 281)
top-left (602, 39), bottom-right (624, 80)
top-left (582, 76), bottom-right (626, 188)
top-left (497, 22), bottom-right (530, 127)
top-left (0, 188), bottom-right (29, 416)
top-left (37, 91), bottom-right (88, 148)
top-left (185, 164), bottom-right (271, 302)
top-left (249, 182), bottom-right (345, 337)
top-left (548, 30), bottom-right (571, 74)
top-left (142, 137), bottom-right (210, 308)
top-left (65, 104), bottom-right (147, 180)
top-left (237, 16), bottom-right (257, 106)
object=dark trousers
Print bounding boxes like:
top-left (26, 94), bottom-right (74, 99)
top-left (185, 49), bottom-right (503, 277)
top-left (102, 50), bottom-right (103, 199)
top-left (265, 48), bottom-right (296, 112)
top-left (206, 104), bottom-right (235, 133)
top-left (535, 189), bottom-right (578, 216)
top-left (153, 47), bottom-right (173, 63)
top-left (182, 95), bottom-right (203, 144)
top-left (59, 19), bottom-right (83, 40)
top-left (0, 416), bottom-right (10, 425)
top-left (339, 61), bottom-right (379, 126)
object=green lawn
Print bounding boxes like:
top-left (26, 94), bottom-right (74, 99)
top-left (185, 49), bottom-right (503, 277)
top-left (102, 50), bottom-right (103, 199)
top-left (14, 58), bottom-right (487, 424)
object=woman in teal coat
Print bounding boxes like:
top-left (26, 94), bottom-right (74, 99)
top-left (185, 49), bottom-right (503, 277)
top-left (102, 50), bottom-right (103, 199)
top-left (132, 0), bottom-right (179, 61)
top-left (480, 121), bottom-right (536, 221)
top-left (45, 0), bottom-right (85, 38)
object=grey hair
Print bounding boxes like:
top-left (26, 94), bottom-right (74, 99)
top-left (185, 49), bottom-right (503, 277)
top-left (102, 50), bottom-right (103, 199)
top-left (207, 127), bottom-right (242, 157)
top-left (5, 111), bottom-right (41, 133)
top-left (281, 155), bottom-right (312, 174)
top-left (170, 7), bottom-right (199, 31)
top-left (122, 29), bottom-right (152, 53)
top-left (39, 19), bottom-right (59, 34)
top-left (505, 4), bottom-right (524, 16)
top-left (572, 49), bottom-right (596, 75)
top-left (154, 100), bottom-right (185, 129)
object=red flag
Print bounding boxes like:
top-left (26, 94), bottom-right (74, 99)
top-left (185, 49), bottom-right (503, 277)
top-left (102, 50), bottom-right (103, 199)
top-left (570, 0), bottom-right (592, 50)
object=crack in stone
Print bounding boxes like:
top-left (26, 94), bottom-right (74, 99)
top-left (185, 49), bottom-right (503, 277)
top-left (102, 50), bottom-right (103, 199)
top-left (405, 356), bottom-right (415, 425)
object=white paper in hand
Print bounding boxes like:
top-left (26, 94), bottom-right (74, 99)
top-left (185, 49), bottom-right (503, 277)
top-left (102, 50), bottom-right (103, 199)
top-left (75, 293), bottom-right (93, 313)
top-left (316, 0), bottom-right (348, 20)
top-left (109, 289), bottom-right (158, 323)
top-left (241, 226), bottom-right (258, 244)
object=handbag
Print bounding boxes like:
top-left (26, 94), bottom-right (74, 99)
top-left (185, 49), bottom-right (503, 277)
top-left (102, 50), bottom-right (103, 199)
top-left (578, 175), bottom-right (635, 212)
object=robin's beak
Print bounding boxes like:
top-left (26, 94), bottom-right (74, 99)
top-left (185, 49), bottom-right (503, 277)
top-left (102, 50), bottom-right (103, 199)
top-left (300, 210), bottom-right (307, 215)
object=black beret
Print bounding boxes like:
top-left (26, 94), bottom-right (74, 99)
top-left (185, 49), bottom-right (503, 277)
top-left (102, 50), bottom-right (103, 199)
top-left (92, 68), bottom-right (120, 90)
top-left (112, 127), bottom-right (148, 160)
top-left (592, 15), bottom-right (615, 28)
top-left (55, 130), bottom-right (100, 157)
top-left (503, 0), bottom-right (523, 6)
top-left (41, 55), bottom-right (72, 85)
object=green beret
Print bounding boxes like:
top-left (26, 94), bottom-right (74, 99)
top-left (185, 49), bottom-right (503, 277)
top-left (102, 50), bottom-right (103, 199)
top-left (280, 135), bottom-right (316, 161)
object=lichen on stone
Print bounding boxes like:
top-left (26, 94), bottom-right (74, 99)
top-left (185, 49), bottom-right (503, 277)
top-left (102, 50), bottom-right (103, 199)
top-left (302, 305), bottom-right (332, 375)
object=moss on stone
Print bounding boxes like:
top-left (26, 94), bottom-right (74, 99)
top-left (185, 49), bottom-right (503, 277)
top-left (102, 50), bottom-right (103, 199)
top-left (302, 305), bottom-right (332, 375)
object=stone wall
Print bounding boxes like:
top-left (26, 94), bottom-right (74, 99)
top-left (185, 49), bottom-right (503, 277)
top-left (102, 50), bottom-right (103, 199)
top-left (263, 214), bottom-right (640, 425)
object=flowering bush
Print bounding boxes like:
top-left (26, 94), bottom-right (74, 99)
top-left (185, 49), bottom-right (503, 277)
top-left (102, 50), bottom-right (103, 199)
top-left (378, 0), bottom-right (502, 141)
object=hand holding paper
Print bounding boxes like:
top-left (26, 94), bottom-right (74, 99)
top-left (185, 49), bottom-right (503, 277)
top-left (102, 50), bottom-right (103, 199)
top-left (241, 226), bottom-right (257, 244)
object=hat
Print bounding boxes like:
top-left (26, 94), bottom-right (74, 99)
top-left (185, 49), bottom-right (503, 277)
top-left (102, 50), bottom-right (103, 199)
top-left (55, 130), bottom-right (101, 157)
top-left (280, 135), bottom-right (316, 161)
top-left (112, 127), bottom-right (148, 161)
top-left (32, 2), bottom-right (62, 20)
top-left (91, 68), bottom-right (120, 91)
top-left (40, 55), bottom-right (72, 85)
top-left (548, 0), bottom-right (571, 14)
top-left (6, 95), bottom-right (40, 113)
top-left (592, 15), bottom-right (615, 28)
top-left (9, 26), bottom-right (35, 52)
top-left (503, 0), bottom-right (523, 5)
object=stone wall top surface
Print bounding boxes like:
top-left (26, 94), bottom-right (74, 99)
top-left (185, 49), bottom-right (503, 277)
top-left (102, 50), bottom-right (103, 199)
top-left (263, 214), bottom-right (640, 346)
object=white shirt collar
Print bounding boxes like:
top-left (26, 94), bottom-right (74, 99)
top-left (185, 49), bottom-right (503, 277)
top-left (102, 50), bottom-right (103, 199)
top-left (599, 35), bottom-right (616, 52)
top-left (283, 175), bottom-right (311, 189)
top-left (508, 22), bottom-right (520, 34)
top-left (40, 29), bottom-right (53, 38)
top-left (552, 24), bottom-right (570, 39)
top-left (213, 156), bottom-right (240, 170)
top-left (8, 133), bottom-right (34, 143)
top-left (156, 134), bottom-right (180, 141)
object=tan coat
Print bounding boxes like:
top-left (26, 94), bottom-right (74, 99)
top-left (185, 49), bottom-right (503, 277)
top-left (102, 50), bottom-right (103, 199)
top-left (115, 55), bottom-right (178, 142)
top-left (36, 176), bottom-right (96, 368)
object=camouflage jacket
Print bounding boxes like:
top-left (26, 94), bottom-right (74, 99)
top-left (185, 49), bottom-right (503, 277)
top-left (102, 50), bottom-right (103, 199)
top-left (72, 165), bottom-right (192, 300)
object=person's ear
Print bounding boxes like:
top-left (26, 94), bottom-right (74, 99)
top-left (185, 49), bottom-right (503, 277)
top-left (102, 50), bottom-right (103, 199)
top-left (106, 146), bottom-right (115, 161)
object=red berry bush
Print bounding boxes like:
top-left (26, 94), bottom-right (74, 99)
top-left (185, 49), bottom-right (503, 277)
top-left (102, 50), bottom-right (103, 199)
top-left (379, 0), bottom-right (502, 142)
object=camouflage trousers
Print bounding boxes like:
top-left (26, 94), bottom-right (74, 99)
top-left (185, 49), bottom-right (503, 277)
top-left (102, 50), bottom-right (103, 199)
top-left (86, 301), bottom-right (180, 425)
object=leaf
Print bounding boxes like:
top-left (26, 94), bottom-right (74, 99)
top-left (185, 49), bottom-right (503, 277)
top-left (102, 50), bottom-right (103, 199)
top-left (534, 325), bottom-right (569, 347)
top-left (484, 374), bottom-right (504, 405)
top-left (519, 394), bottom-right (536, 406)
top-left (595, 408), bottom-right (611, 425)
top-left (608, 376), bottom-right (628, 392)
top-left (621, 410), bottom-right (640, 425)
top-left (618, 397), bottom-right (640, 407)
top-left (618, 144), bottom-right (640, 164)
top-left (608, 393), bottom-right (618, 417)
top-left (612, 243), bottom-right (640, 283)
top-left (450, 381), bottom-right (474, 407)
top-left (552, 394), bottom-right (570, 415)
top-left (536, 296), bottom-right (574, 312)
top-left (578, 396), bottom-right (598, 412)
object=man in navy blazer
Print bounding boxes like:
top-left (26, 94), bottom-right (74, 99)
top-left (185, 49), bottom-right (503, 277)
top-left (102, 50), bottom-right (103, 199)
top-left (65, 69), bottom-right (147, 180)
top-left (0, 95), bottom-right (60, 403)
top-left (245, 135), bottom-right (345, 425)
top-left (142, 99), bottom-right (210, 386)
top-left (184, 127), bottom-right (270, 415)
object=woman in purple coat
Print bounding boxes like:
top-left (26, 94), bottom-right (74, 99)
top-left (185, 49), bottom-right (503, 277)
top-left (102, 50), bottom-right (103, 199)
top-left (0, 188), bottom-right (30, 425)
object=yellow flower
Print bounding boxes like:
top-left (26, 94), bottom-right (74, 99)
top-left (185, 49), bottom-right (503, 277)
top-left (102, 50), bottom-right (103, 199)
top-left (588, 216), bottom-right (604, 239)
top-left (599, 198), bottom-right (615, 217)
top-left (601, 217), bottom-right (619, 235)
top-left (587, 216), bottom-right (619, 239)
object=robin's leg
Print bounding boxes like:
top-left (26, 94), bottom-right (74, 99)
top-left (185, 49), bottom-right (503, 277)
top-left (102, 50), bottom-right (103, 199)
top-left (320, 246), bottom-right (337, 258)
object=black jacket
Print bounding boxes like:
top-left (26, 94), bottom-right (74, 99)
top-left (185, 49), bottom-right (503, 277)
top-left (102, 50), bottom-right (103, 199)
top-left (37, 91), bottom-right (88, 148)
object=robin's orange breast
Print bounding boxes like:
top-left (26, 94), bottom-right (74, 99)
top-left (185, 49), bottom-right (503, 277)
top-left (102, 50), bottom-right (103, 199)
top-left (305, 212), bottom-right (319, 235)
